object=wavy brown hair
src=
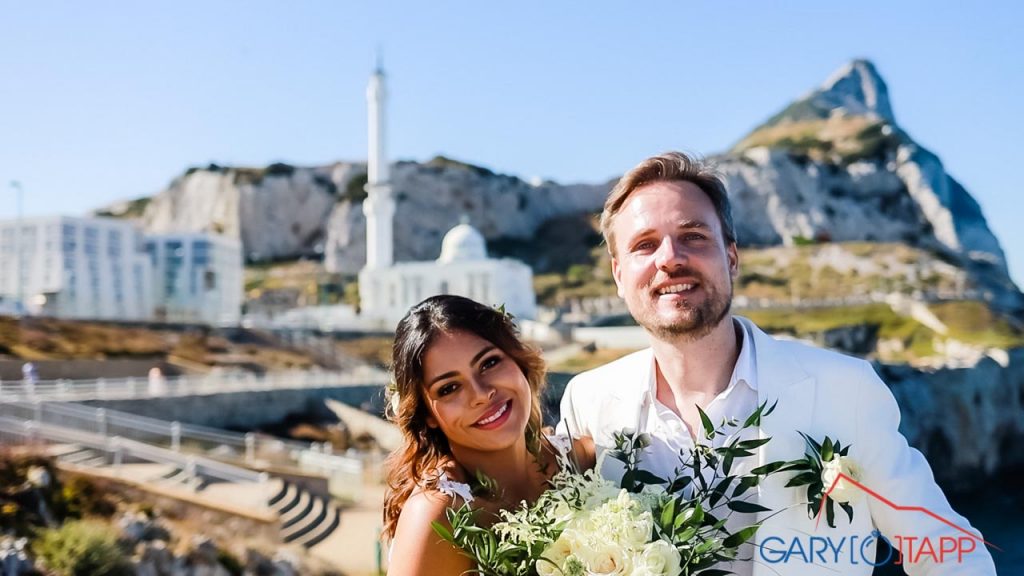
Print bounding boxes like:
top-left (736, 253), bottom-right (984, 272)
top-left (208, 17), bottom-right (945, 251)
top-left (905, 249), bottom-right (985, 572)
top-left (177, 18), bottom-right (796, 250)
top-left (381, 295), bottom-right (548, 540)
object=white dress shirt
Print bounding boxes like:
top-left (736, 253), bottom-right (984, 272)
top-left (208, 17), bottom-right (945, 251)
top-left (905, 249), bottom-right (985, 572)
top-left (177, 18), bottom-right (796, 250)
top-left (621, 319), bottom-right (758, 576)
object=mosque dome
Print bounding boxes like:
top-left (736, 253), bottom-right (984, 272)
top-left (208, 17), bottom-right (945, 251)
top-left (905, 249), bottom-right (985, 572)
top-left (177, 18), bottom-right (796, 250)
top-left (438, 223), bottom-right (488, 263)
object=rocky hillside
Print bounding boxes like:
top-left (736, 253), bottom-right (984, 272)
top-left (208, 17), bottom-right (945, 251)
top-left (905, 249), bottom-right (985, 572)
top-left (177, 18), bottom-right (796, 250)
top-left (99, 59), bottom-right (1020, 313)
top-left (720, 59), bottom-right (1018, 311)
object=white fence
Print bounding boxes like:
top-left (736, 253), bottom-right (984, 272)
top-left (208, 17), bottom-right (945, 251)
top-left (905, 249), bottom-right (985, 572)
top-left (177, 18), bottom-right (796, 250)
top-left (0, 416), bottom-right (273, 510)
top-left (0, 366), bottom-right (390, 402)
top-left (0, 399), bottom-right (376, 502)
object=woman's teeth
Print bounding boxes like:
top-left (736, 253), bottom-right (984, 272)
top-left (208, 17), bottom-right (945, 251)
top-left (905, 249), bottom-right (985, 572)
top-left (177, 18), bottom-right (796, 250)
top-left (477, 401), bottom-right (509, 425)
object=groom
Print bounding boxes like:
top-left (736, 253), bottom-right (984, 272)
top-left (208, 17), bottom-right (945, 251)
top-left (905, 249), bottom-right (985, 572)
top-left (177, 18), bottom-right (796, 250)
top-left (557, 151), bottom-right (996, 575)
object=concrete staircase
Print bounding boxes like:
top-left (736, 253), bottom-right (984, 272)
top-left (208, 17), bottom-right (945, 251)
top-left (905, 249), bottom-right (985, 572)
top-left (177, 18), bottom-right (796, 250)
top-left (48, 442), bottom-right (343, 549)
top-left (268, 481), bottom-right (342, 548)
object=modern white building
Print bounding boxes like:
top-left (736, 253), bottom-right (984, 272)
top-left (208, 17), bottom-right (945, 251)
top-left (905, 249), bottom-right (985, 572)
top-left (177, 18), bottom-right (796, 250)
top-left (359, 222), bottom-right (537, 326)
top-left (145, 233), bottom-right (243, 325)
top-left (356, 65), bottom-right (537, 327)
top-left (0, 216), bottom-right (154, 320)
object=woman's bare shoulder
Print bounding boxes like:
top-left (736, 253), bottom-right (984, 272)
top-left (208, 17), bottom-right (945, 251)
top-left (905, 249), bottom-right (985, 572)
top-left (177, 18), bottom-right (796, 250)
top-left (389, 488), bottom-right (472, 576)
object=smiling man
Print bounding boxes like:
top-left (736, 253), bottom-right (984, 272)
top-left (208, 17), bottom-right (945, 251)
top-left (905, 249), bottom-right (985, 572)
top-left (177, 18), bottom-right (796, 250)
top-left (557, 151), bottom-right (996, 575)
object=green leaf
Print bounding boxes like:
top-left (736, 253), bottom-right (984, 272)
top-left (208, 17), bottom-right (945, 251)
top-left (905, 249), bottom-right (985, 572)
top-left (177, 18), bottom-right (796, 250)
top-left (749, 461), bottom-right (787, 475)
top-left (736, 437), bottom-right (772, 451)
top-left (698, 406), bottom-right (715, 440)
top-left (826, 498), bottom-right (836, 528)
top-left (840, 502), bottom-right (854, 523)
top-left (431, 521), bottom-right (453, 543)
top-left (821, 437), bottom-right (834, 462)
top-left (722, 524), bottom-right (761, 548)
top-left (797, 431), bottom-right (822, 455)
top-left (682, 503), bottom-right (705, 526)
top-left (667, 475), bottom-right (693, 493)
top-left (709, 475), bottom-right (735, 508)
top-left (661, 498), bottom-right (678, 531)
top-left (632, 470), bottom-right (667, 485)
top-left (785, 471), bottom-right (819, 488)
top-left (732, 475), bottom-right (758, 498)
top-left (727, 500), bottom-right (771, 514)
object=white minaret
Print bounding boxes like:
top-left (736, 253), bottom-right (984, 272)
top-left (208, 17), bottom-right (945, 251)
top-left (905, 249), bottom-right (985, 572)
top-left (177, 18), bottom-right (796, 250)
top-left (363, 61), bottom-right (395, 270)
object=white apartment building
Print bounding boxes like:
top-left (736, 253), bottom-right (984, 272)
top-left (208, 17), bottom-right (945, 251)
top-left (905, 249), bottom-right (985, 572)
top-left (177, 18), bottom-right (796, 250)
top-left (0, 216), bottom-right (154, 320)
top-left (144, 233), bottom-right (243, 325)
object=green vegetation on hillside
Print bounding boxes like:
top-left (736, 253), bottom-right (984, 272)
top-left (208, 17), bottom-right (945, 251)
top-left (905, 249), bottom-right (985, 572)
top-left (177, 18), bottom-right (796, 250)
top-left (0, 316), bottom-right (318, 369)
top-left (94, 197), bottom-right (151, 220)
top-left (733, 115), bottom-right (902, 165)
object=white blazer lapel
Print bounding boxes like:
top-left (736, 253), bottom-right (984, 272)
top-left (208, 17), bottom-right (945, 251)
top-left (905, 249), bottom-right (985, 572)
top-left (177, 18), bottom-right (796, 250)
top-left (738, 319), bottom-right (818, 523)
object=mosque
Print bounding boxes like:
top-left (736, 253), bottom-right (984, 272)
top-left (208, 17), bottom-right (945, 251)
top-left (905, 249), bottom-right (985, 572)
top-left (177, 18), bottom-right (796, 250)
top-left (355, 65), bottom-right (537, 327)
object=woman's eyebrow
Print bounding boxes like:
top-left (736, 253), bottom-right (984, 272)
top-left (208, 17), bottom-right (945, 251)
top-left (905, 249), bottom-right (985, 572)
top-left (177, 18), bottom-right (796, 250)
top-left (426, 345), bottom-right (497, 387)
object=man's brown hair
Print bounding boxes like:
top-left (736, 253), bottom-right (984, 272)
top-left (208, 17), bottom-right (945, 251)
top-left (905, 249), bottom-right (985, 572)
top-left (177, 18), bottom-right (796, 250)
top-left (600, 151), bottom-right (736, 255)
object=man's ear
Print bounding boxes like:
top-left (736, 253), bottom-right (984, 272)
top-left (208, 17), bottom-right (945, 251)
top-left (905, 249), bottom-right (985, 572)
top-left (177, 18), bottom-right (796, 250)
top-left (611, 253), bottom-right (625, 298)
top-left (728, 242), bottom-right (739, 280)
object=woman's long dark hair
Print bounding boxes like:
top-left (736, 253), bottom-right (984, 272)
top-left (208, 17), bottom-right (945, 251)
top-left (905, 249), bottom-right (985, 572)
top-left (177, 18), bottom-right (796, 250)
top-left (381, 295), bottom-right (548, 539)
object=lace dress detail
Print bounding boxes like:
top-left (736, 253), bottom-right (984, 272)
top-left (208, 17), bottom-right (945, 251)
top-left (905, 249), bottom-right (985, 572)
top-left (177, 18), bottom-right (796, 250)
top-left (436, 471), bottom-right (476, 504)
top-left (433, 434), bottom-right (575, 505)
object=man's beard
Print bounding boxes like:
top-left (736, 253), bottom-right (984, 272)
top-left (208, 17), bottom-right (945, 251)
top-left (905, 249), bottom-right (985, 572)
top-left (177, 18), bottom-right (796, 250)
top-left (635, 276), bottom-right (733, 343)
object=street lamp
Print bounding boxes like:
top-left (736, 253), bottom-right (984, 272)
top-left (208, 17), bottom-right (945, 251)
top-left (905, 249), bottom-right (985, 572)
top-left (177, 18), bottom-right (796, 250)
top-left (8, 180), bottom-right (24, 314)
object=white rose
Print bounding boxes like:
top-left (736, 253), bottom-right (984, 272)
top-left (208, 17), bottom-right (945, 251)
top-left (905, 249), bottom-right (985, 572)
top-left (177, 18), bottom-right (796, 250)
top-left (634, 540), bottom-right (682, 576)
top-left (621, 510), bottom-right (654, 548)
top-left (577, 542), bottom-right (632, 576)
top-left (821, 456), bottom-right (862, 503)
top-left (537, 535), bottom-right (574, 576)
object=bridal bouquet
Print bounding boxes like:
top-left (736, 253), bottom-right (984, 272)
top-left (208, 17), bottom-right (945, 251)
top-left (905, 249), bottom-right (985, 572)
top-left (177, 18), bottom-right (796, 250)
top-left (433, 402), bottom-right (790, 576)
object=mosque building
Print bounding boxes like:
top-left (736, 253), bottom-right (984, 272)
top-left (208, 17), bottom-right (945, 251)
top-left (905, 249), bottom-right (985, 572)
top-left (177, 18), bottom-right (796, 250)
top-left (356, 65), bottom-right (536, 327)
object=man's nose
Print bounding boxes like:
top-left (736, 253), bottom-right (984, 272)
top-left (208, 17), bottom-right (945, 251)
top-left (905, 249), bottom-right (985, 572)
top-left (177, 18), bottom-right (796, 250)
top-left (654, 237), bottom-right (687, 271)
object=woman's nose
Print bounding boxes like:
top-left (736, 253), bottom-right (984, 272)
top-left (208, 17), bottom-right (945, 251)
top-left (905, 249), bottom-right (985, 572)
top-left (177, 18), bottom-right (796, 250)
top-left (468, 377), bottom-right (495, 405)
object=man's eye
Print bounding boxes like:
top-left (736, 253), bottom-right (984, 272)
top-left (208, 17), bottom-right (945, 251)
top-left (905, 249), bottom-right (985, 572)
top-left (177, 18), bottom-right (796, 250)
top-left (633, 241), bottom-right (655, 252)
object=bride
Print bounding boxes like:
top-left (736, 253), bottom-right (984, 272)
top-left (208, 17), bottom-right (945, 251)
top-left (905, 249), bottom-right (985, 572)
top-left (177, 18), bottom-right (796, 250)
top-left (382, 295), bottom-right (593, 575)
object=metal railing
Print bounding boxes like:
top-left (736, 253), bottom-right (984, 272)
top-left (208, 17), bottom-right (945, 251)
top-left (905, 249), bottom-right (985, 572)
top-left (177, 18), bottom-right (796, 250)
top-left (0, 399), bottom-right (374, 501)
top-left (0, 416), bottom-right (271, 510)
top-left (0, 366), bottom-right (390, 402)
top-left (0, 401), bottom-right (311, 466)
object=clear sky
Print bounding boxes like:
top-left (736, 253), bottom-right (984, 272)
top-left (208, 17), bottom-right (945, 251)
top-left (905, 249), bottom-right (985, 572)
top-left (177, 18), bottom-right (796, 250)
top-left (2, 1), bottom-right (1022, 284)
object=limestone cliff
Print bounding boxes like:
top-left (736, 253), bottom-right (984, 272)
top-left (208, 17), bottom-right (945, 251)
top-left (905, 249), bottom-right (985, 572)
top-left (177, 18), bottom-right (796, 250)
top-left (139, 162), bottom-right (365, 261)
top-left (324, 158), bottom-right (611, 273)
top-left (121, 59), bottom-right (1018, 309)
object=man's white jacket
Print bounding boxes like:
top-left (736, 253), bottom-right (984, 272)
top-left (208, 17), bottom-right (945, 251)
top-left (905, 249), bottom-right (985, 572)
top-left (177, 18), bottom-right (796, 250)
top-left (558, 316), bottom-right (997, 575)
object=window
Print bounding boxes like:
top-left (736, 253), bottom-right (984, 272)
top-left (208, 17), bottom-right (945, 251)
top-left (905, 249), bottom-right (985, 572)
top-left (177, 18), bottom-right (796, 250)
top-left (108, 230), bottom-right (121, 257)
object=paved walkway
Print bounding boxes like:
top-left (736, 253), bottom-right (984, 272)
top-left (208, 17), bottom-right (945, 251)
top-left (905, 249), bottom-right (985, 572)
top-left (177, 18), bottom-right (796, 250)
top-left (309, 481), bottom-right (387, 576)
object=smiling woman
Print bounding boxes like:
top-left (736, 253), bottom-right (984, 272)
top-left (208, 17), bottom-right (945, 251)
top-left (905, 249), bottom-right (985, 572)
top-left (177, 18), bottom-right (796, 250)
top-left (381, 295), bottom-right (592, 576)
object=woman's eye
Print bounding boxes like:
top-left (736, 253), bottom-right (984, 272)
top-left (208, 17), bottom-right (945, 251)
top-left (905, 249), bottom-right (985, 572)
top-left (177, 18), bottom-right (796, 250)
top-left (480, 355), bottom-right (502, 372)
top-left (437, 382), bottom-right (458, 397)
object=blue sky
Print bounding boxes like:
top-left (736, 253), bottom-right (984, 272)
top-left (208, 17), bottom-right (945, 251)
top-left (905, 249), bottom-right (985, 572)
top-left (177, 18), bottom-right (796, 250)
top-left (2, 1), bottom-right (1022, 283)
